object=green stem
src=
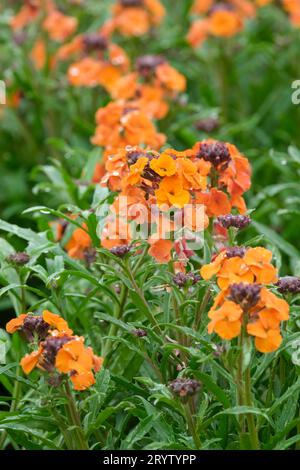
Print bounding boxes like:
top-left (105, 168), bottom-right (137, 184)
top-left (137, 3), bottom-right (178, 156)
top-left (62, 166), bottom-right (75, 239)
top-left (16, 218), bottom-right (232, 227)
top-left (125, 261), bottom-right (162, 335)
top-left (64, 382), bottom-right (89, 450)
top-left (103, 284), bottom-right (128, 358)
top-left (184, 399), bottom-right (201, 449)
top-left (193, 287), bottom-right (211, 332)
top-left (244, 367), bottom-right (260, 450)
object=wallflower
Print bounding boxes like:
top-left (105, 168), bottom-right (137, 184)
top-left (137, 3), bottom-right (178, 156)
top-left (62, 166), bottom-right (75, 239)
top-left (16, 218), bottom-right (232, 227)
top-left (65, 224), bottom-right (92, 259)
top-left (10, 0), bottom-right (54, 31)
top-left (58, 36), bottom-right (129, 91)
top-left (7, 312), bottom-right (102, 391)
top-left (6, 310), bottom-right (73, 339)
top-left (201, 246), bottom-right (278, 289)
top-left (109, 0), bottom-right (165, 37)
top-left (111, 56), bottom-right (186, 119)
top-left (91, 101), bottom-right (166, 151)
top-left (187, 0), bottom-right (257, 47)
top-left (42, 9), bottom-right (78, 42)
top-left (207, 283), bottom-right (289, 353)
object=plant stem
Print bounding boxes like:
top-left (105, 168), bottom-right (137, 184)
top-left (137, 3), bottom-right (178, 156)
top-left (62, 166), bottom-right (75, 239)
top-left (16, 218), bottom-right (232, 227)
top-left (244, 367), bottom-right (260, 450)
top-left (193, 287), bottom-right (211, 332)
top-left (184, 399), bottom-right (201, 449)
top-left (125, 261), bottom-right (162, 335)
top-left (103, 284), bottom-right (128, 358)
top-left (64, 382), bottom-right (89, 450)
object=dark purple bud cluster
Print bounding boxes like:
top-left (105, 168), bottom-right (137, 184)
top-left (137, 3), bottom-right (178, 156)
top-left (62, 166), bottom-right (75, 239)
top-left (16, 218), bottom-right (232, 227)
top-left (120, 0), bottom-right (144, 7)
top-left (229, 283), bottom-right (261, 310)
top-left (127, 150), bottom-right (146, 165)
top-left (21, 315), bottom-right (50, 343)
top-left (110, 245), bottom-right (131, 258)
top-left (82, 34), bottom-right (108, 52)
top-left (132, 328), bottom-right (147, 337)
top-left (173, 272), bottom-right (201, 288)
top-left (276, 276), bottom-right (300, 294)
top-left (7, 252), bottom-right (30, 266)
top-left (40, 336), bottom-right (72, 371)
top-left (169, 378), bottom-right (201, 397)
top-left (198, 142), bottom-right (231, 169)
top-left (195, 117), bottom-right (219, 133)
top-left (226, 246), bottom-right (246, 258)
top-left (136, 55), bottom-right (165, 76)
top-left (218, 214), bottom-right (251, 230)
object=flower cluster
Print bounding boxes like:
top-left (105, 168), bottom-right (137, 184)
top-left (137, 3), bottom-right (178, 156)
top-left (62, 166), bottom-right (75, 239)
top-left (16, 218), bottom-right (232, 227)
top-left (6, 310), bottom-right (103, 390)
top-left (103, 0), bottom-right (165, 37)
top-left (187, 0), bottom-right (300, 48)
top-left (99, 139), bottom-right (251, 264)
top-left (201, 246), bottom-right (289, 352)
top-left (11, 1), bottom-right (78, 69)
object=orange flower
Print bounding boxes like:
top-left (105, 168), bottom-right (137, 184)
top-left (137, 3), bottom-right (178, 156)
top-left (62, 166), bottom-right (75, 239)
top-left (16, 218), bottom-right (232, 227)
top-left (208, 283), bottom-right (289, 352)
top-left (201, 246), bottom-right (277, 289)
top-left (42, 310), bottom-right (73, 335)
top-left (51, 335), bottom-right (102, 385)
top-left (155, 175), bottom-right (190, 209)
top-left (111, 0), bottom-right (165, 37)
top-left (65, 224), bottom-right (92, 259)
top-left (6, 314), bottom-right (28, 334)
top-left (126, 157), bottom-right (149, 185)
top-left (192, 0), bottom-right (214, 14)
top-left (68, 58), bottom-right (103, 87)
top-left (21, 348), bottom-right (43, 374)
top-left (208, 300), bottom-right (243, 340)
top-left (30, 40), bottom-right (47, 70)
top-left (43, 10), bottom-right (78, 42)
top-left (148, 238), bottom-right (173, 263)
top-left (187, 18), bottom-right (210, 47)
top-left (92, 102), bottom-right (165, 150)
top-left (208, 9), bottom-right (243, 37)
top-left (150, 153), bottom-right (177, 177)
top-left (155, 63), bottom-right (186, 93)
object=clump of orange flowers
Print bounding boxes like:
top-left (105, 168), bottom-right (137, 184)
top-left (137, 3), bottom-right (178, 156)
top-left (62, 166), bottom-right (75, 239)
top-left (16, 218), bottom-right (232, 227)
top-left (99, 140), bottom-right (251, 264)
top-left (201, 246), bottom-right (289, 353)
top-left (103, 0), bottom-right (165, 37)
top-left (6, 310), bottom-right (103, 390)
top-left (91, 101), bottom-right (166, 156)
top-left (110, 55), bottom-right (186, 119)
top-left (187, 0), bottom-right (258, 48)
top-left (56, 33), bottom-right (130, 91)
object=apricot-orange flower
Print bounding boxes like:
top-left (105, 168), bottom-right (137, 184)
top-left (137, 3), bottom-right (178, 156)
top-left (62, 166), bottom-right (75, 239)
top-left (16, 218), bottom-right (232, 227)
top-left (110, 0), bottom-right (165, 37)
top-left (201, 246), bottom-right (278, 289)
top-left (65, 224), bottom-right (92, 259)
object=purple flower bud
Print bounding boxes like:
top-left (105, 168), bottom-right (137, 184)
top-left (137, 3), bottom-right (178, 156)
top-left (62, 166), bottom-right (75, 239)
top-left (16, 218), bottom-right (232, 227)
top-left (198, 142), bottom-right (231, 169)
top-left (226, 246), bottom-right (246, 258)
top-left (7, 252), bottom-right (30, 266)
top-left (276, 276), bottom-right (300, 294)
top-left (229, 283), bottom-right (261, 310)
top-left (173, 272), bottom-right (201, 288)
top-left (136, 55), bottom-right (165, 76)
top-left (132, 328), bottom-right (147, 337)
top-left (41, 336), bottom-right (72, 372)
top-left (169, 378), bottom-right (201, 397)
top-left (21, 315), bottom-right (50, 343)
top-left (218, 215), bottom-right (251, 230)
top-left (195, 117), bottom-right (219, 133)
top-left (120, 0), bottom-right (144, 7)
top-left (82, 34), bottom-right (108, 52)
top-left (110, 245), bottom-right (131, 258)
